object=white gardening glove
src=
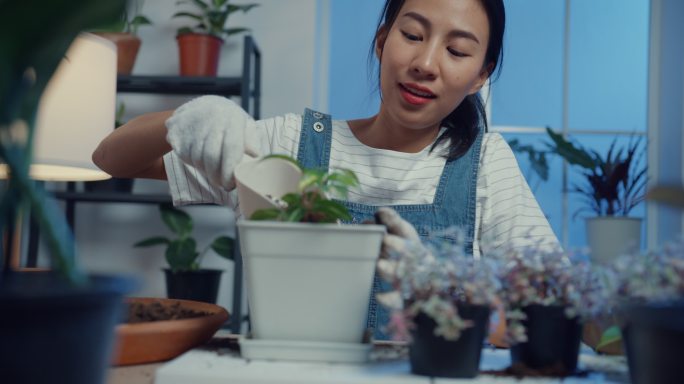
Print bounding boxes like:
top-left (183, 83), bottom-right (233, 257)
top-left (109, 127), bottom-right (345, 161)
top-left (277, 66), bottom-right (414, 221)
top-left (165, 95), bottom-right (260, 189)
top-left (374, 207), bottom-right (421, 260)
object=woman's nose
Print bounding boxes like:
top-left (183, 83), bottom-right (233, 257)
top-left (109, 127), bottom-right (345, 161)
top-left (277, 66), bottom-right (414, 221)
top-left (411, 43), bottom-right (439, 78)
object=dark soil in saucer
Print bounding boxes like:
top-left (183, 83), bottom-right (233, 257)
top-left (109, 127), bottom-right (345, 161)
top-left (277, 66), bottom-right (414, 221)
top-left (125, 301), bottom-right (210, 323)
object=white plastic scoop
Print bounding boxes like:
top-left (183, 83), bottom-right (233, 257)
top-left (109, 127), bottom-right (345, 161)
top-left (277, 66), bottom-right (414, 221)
top-left (234, 155), bottom-right (303, 219)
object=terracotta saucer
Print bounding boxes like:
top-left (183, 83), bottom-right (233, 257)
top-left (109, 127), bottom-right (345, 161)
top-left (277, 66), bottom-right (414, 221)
top-left (112, 297), bottom-right (229, 366)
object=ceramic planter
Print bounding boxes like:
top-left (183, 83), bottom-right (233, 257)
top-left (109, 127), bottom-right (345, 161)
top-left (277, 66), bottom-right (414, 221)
top-left (409, 305), bottom-right (491, 378)
top-left (164, 269), bottom-right (223, 304)
top-left (176, 33), bottom-right (224, 77)
top-left (0, 272), bottom-right (136, 384)
top-left (93, 32), bottom-right (141, 75)
top-left (621, 301), bottom-right (684, 384)
top-left (238, 220), bottom-right (385, 343)
top-left (510, 305), bottom-right (582, 373)
top-left (586, 217), bottom-right (642, 264)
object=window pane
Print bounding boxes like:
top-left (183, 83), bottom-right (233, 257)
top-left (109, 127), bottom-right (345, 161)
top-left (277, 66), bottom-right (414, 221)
top-left (491, 0), bottom-right (565, 128)
top-left (568, 0), bottom-right (649, 132)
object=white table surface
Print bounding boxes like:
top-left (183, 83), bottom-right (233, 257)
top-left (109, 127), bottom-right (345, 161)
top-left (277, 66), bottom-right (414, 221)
top-left (108, 338), bottom-right (629, 384)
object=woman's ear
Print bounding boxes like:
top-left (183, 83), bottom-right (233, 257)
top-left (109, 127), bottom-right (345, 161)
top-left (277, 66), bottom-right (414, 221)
top-left (468, 62), bottom-right (494, 95)
top-left (375, 25), bottom-right (389, 60)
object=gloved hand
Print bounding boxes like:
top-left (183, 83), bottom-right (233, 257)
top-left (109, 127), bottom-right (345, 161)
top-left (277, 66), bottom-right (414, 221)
top-left (165, 95), bottom-right (260, 189)
top-left (373, 207), bottom-right (421, 259)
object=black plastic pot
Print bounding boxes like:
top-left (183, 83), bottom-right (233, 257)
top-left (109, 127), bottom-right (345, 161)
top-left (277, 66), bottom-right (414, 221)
top-left (0, 272), bottom-right (136, 384)
top-left (409, 305), bottom-right (490, 378)
top-left (510, 305), bottom-right (582, 372)
top-left (164, 268), bottom-right (223, 304)
top-left (621, 301), bottom-right (684, 384)
top-left (84, 177), bottom-right (134, 193)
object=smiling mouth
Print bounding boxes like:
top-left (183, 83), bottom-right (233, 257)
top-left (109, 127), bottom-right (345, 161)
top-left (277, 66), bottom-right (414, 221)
top-left (400, 83), bottom-right (437, 99)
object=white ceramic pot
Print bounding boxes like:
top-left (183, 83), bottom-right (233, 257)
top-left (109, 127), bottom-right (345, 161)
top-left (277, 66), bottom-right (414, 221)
top-left (585, 217), bottom-right (642, 264)
top-left (237, 220), bottom-right (385, 344)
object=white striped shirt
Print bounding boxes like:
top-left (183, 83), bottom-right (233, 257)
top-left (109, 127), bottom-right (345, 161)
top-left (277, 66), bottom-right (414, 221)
top-left (163, 113), bottom-right (560, 257)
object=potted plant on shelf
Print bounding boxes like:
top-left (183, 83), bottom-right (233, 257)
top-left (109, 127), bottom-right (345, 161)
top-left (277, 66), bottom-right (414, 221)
top-left (134, 203), bottom-right (235, 304)
top-left (234, 156), bottom-right (385, 363)
top-left (375, 231), bottom-right (500, 378)
top-left (490, 243), bottom-right (614, 376)
top-left (0, 1), bottom-right (135, 384)
top-left (173, 0), bottom-right (259, 76)
top-left (545, 127), bottom-right (647, 264)
top-left (93, 0), bottom-right (152, 74)
top-left (610, 235), bottom-right (684, 383)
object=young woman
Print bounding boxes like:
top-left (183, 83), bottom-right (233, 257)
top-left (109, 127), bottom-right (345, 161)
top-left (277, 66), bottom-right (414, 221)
top-left (94, 0), bottom-right (559, 340)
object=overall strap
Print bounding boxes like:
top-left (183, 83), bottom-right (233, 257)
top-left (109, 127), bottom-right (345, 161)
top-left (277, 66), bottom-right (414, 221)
top-left (296, 108), bottom-right (333, 171)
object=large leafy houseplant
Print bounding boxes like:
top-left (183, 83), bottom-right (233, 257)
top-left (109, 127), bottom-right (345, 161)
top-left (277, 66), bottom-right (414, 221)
top-left (546, 127), bottom-right (647, 217)
top-left (0, 1), bottom-right (134, 383)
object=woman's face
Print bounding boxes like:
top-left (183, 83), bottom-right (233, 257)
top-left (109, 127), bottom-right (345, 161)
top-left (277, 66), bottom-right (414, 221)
top-left (377, 0), bottom-right (491, 132)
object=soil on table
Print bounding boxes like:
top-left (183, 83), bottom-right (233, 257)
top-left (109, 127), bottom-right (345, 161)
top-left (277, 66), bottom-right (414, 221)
top-left (125, 301), bottom-right (211, 323)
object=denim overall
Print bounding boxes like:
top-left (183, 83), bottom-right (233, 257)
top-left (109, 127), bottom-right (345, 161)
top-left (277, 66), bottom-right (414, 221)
top-left (296, 108), bottom-right (483, 340)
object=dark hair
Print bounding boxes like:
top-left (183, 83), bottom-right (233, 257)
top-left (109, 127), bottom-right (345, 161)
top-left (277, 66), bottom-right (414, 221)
top-left (371, 0), bottom-right (505, 160)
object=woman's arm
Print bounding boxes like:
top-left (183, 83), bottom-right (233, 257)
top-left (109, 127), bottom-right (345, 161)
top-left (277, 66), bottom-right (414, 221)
top-left (92, 110), bottom-right (174, 180)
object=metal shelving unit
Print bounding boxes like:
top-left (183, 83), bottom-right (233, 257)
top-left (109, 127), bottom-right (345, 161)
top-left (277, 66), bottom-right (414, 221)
top-left (29, 35), bottom-right (261, 334)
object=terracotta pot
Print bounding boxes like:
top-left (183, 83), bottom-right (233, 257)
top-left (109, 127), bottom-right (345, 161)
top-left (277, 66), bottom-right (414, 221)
top-left (93, 32), bottom-right (141, 75)
top-left (176, 33), bottom-right (224, 77)
top-left (113, 297), bottom-right (229, 366)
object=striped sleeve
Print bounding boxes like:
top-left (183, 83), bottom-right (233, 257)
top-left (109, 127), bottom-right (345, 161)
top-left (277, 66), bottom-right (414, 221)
top-left (163, 113), bottom-right (302, 207)
top-left (474, 133), bottom-right (561, 257)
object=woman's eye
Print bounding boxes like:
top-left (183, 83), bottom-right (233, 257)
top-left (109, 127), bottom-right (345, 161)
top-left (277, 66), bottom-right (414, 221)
top-left (447, 48), bottom-right (467, 57)
top-left (401, 30), bottom-right (421, 41)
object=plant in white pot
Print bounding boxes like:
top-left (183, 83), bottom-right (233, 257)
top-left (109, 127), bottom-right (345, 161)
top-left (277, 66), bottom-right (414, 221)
top-left (375, 230), bottom-right (500, 378)
top-left (546, 127), bottom-right (647, 264)
top-left (134, 203), bottom-right (235, 304)
top-left (490, 242), bottom-right (614, 376)
top-left (0, 1), bottom-right (136, 383)
top-left (173, 0), bottom-right (259, 76)
top-left (234, 156), bottom-right (385, 363)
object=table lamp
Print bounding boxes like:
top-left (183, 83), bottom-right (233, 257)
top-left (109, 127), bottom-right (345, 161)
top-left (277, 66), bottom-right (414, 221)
top-left (1, 32), bottom-right (117, 181)
top-left (2, 32), bottom-right (117, 268)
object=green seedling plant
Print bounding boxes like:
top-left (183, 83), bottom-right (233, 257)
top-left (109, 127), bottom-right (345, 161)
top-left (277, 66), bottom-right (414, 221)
top-left (250, 155), bottom-right (359, 223)
top-left (173, 0), bottom-right (259, 39)
top-left (134, 204), bottom-right (234, 272)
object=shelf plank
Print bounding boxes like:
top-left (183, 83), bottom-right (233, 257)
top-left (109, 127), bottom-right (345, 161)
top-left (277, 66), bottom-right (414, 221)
top-left (53, 191), bottom-right (172, 204)
top-left (117, 75), bottom-right (243, 96)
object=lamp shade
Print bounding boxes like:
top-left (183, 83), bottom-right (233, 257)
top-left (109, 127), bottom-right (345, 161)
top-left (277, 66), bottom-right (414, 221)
top-left (30, 32), bottom-right (117, 181)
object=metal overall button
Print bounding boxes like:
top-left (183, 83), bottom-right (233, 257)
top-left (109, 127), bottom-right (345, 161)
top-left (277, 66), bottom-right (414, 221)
top-left (313, 122), bottom-right (325, 132)
top-left (313, 111), bottom-right (324, 119)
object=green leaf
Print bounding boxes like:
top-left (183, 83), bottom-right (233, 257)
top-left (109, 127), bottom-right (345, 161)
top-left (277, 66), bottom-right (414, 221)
top-left (250, 208), bottom-right (282, 221)
top-left (299, 169), bottom-right (326, 191)
top-left (314, 199), bottom-right (352, 222)
top-left (133, 236), bottom-right (170, 247)
top-left (596, 325), bottom-right (622, 351)
top-left (172, 11), bottom-right (204, 21)
top-left (160, 204), bottom-right (193, 236)
top-left (166, 238), bottom-right (198, 270)
top-left (210, 236), bottom-right (234, 260)
top-left (546, 127), bottom-right (596, 170)
top-left (222, 27), bottom-right (249, 36)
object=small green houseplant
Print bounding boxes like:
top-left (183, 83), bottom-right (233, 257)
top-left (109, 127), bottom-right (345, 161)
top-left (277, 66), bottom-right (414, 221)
top-left (235, 156), bottom-right (386, 357)
top-left (134, 203), bottom-right (234, 303)
top-left (94, 0), bottom-right (153, 74)
top-left (376, 230), bottom-right (500, 378)
top-left (173, 0), bottom-right (259, 76)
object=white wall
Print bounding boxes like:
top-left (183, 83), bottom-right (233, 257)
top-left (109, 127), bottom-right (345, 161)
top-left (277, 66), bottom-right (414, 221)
top-left (46, 0), bottom-right (328, 323)
top-left (647, 0), bottom-right (684, 246)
